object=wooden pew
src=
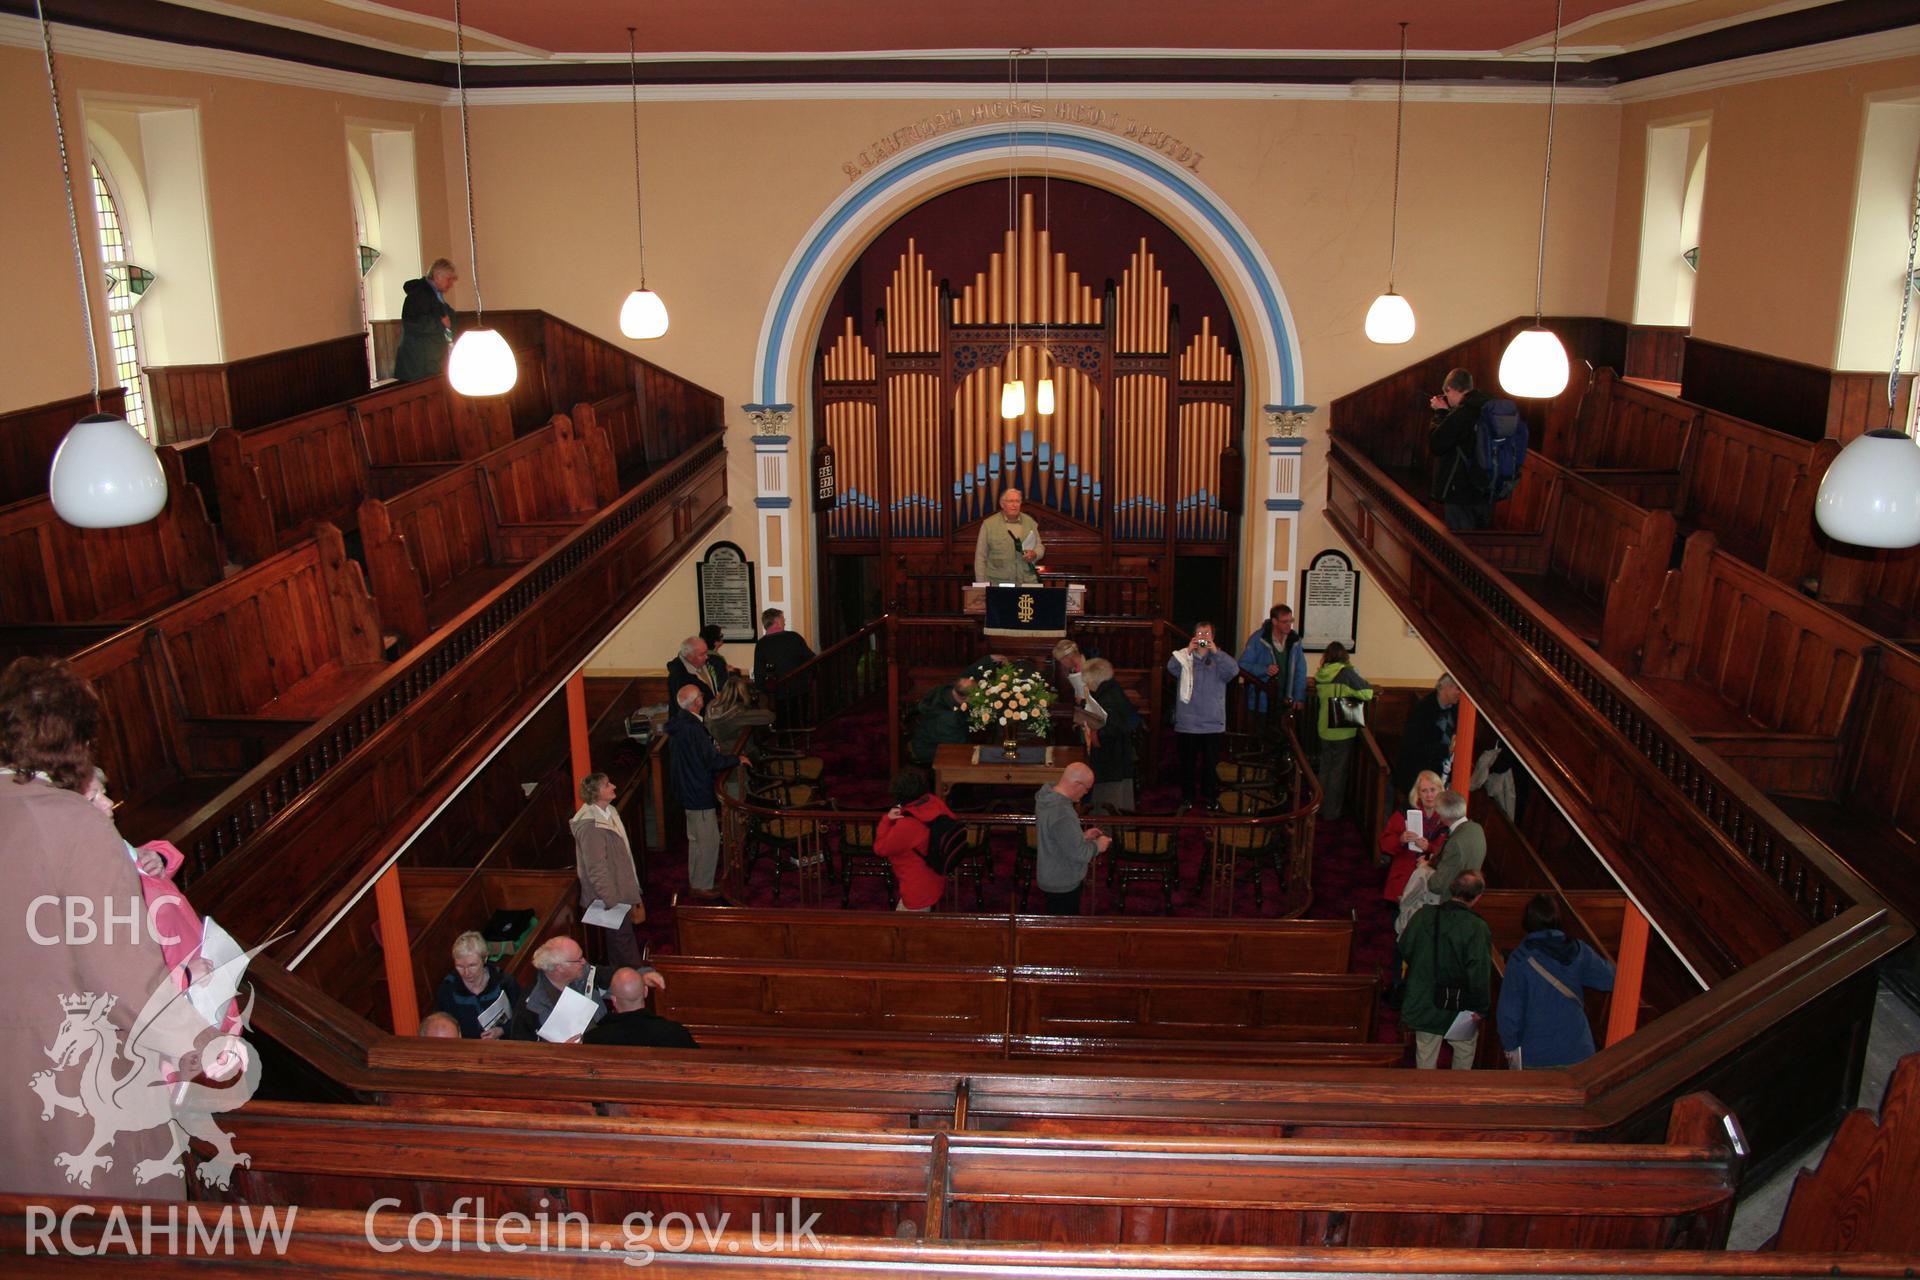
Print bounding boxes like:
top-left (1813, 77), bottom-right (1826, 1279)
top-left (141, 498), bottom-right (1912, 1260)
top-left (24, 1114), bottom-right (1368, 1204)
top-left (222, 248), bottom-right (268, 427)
top-left (672, 906), bottom-right (1356, 976)
top-left (1559, 369), bottom-right (1833, 582)
top-left (0, 446), bottom-right (221, 660)
top-left (202, 1095), bottom-right (1743, 1251)
top-left (573, 389), bottom-right (646, 484)
top-left (1815, 534), bottom-right (1920, 652)
top-left (1637, 532), bottom-right (1878, 801)
top-left (358, 416), bottom-right (615, 650)
top-left (1459, 452), bottom-right (1675, 666)
top-left (0, 386), bottom-right (127, 507)
top-left (70, 522), bottom-right (385, 838)
top-left (649, 955), bottom-right (1377, 1045)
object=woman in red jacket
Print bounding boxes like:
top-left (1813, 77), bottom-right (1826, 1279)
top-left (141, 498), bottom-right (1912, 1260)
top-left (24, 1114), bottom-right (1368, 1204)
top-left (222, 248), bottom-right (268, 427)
top-left (874, 768), bottom-right (953, 911)
top-left (1381, 769), bottom-right (1448, 904)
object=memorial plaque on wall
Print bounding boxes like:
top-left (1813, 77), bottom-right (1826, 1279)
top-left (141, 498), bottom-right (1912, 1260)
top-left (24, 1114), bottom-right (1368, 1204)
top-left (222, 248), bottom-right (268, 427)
top-left (697, 541), bottom-right (757, 643)
top-left (1300, 549), bottom-right (1359, 652)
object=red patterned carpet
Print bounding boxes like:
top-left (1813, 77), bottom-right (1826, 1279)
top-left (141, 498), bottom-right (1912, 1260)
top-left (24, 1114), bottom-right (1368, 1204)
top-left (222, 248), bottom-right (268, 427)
top-left (634, 705), bottom-right (1404, 1045)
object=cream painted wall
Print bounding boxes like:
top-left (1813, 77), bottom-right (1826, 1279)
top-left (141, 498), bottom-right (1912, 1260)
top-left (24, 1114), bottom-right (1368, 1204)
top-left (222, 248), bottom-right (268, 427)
top-left (445, 95), bottom-right (1617, 683)
top-left (0, 44), bottom-right (452, 401)
top-left (1606, 53), bottom-right (1920, 365)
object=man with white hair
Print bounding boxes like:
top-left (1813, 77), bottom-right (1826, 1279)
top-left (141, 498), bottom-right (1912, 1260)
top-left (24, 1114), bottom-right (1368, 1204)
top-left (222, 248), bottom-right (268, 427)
top-left (1394, 673), bottom-right (1461, 800)
top-left (664, 683), bottom-right (744, 900)
top-left (973, 488), bottom-right (1044, 584)
top-left (509, 935), bottom-right (662, 1041)
top-left (1033, 763), bottom-right (1112, 916)
top-left (417, 1012), bottom-right (462, 1039)
top-left (667, 634), bottom-right (720, 710)
top-left (1423, 788), bottom-right (1486, 904)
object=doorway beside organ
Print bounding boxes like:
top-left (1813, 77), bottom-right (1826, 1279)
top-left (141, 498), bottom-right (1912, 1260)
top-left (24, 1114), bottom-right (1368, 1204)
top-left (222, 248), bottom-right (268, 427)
top-left (822, 553), bottom-right (882, 647)
top-left (1171, 554), bottom-right (1232, 635)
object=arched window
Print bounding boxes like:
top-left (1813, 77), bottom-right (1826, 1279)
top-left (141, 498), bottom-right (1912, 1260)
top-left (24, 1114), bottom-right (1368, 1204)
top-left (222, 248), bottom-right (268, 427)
top-left (89, 158), bottom-right (148, 436)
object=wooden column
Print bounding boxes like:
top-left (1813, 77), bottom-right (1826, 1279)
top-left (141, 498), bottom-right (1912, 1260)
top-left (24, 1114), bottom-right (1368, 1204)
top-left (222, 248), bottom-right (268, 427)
top-left (1604, 903), bottom-right (1651, 1047)
top-left (375, 864), bottom-right (418, 1037)
top-left (566, 671), bottom-right (592, 794)
top-left (1450, 697), bottom-right (1477, 797)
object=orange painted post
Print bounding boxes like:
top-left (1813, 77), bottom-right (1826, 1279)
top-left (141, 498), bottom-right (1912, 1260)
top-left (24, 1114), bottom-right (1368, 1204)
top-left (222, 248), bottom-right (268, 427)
top-left (375, 864), bottom-right (419, 1037)
top-left (1450, 697), bottom-right (1477, 797)
top-left (566, 671), bottom-right (591, 796)
top-left (1604, 903), bottom-right (1650, 1047)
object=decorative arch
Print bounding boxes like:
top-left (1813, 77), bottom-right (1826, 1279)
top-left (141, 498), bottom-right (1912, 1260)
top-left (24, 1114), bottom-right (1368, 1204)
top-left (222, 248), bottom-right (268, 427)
top-left (752, 122), bottom-right (1305, 412)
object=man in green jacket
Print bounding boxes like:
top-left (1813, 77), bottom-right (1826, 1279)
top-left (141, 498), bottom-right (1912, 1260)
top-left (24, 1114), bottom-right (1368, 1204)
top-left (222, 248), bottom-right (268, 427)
top-left (1397, 870), bottom-right (1493, 1070)
top-left (908, 678), bottom-right (975, 766)
top-left (973, 489), bottom-right (1044, 584)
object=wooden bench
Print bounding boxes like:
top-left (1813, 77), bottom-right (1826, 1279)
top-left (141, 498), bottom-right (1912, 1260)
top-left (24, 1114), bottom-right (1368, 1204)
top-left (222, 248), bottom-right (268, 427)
top-left (0, 386), bottom-right (126, 507)
top-left (70, 522), bottom-right (385, 838)
top-left (572, 389), bottom-right (648, 484)
top-left (1559, 369), bottom-right (1833, 581)
top-left (0, 446), bottom-right (221, 660)
top-left (358, 416), bottom-right (615, 649)
top-left (1637, 532), bottom-right (1879, 799)
top-left (672, 906), bottom-right (1356, 975)
top-left (1815, 535), bottom-right (1920, 652)
top-left (1459, 452), bottom-right (1675, 666)
top-left (649, 955), bottom-right (1376, 1045)
top-left (200, 1094), bottom-right (1743, 1251)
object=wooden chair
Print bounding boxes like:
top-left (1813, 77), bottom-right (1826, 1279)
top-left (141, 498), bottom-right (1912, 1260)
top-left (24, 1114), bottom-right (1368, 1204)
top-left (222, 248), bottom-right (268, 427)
top-left (837, 819), bottom-right (894, 907)
top-left (742, 779), bottom-right (833, 903)
top-left (1208, 789), bottom-right (1285, 915)
top-left (942, 823), bottom-right (993, 911)
top-left (1108, 826), bottom-right (1178, 914)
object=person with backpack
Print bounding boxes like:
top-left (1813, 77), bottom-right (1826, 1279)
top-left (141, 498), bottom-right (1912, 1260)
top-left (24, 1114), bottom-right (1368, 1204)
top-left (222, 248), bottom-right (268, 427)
top-left (1497, 893), bottom-right (1615, 1068)
top-left (1428, 368), bottom-right (1529, 530)
top-left (874, 768), bottom-right (957, 911)
top-left (1312, 642), bottom-right (1375, 822)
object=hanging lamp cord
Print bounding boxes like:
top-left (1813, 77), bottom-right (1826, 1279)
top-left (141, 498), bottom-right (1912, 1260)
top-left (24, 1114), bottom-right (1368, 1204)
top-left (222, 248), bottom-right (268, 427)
top-left (1387, 22), bottom-right (1409, 292)
top-left (628, 27), bottom-right (648, 289)
top-left (1532, 0), bottom-right (1564, 326)
top-left (1887, 157), bottom-right (1920, 430)
top-left (37, 0), bottom-right (102, 410)
top-left (453, 0), bottom-right (485, 323)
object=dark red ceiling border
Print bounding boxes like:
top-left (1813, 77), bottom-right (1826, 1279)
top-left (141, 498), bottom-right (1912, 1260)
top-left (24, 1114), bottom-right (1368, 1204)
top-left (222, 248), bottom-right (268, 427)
top-left (5, 0), bottom-right (1912, 91)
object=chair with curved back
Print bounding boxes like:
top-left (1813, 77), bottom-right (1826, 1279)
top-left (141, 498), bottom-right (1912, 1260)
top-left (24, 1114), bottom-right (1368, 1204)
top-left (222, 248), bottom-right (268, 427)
top-left (742, 777), bottom-right (834, 903)
top-left (1108, 824), bottom-right (1178, 914)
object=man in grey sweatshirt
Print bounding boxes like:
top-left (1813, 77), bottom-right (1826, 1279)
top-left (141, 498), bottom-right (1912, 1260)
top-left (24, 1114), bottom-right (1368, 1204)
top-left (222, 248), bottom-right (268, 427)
top-left (1034, 763), bottom-right (1112, 916)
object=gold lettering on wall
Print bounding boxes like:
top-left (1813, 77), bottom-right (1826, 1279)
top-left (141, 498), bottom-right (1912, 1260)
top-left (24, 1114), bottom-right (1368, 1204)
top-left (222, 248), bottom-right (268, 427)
top-left (840, 101), bottom-right (1204, 182)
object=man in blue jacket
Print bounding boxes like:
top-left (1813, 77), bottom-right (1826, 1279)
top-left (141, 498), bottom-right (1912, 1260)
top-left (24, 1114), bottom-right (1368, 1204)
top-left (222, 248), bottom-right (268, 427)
top-left (1238, 604), bottom-right (1307, 715)
top-left (1166, 621), bottom-right (1239, 811)
top-left (665, 684), bottom-right (745, 901)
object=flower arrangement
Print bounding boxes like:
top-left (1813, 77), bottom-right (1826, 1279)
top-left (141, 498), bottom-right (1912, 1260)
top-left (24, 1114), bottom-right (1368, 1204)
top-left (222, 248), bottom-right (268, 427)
top-left (964, 662), bottom-right (1056, 758)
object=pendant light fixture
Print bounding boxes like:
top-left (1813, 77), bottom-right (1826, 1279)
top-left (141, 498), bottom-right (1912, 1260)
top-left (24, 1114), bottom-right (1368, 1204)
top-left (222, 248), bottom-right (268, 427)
top-left (445, 0), bottom-right (517, 397)
top-left (1815, 164), bottom-right (1920, 549)
top-left (999, 49), bottom-right (1026, 421)
top-left (35, 0), bottom-right (166, 529)
top-left (1364, 22), bottom-right (1417, 346)
top-left (618, 27), bottom-right (669, 340)
top-left (1034, 49), bottom-right (1057, 416)
top-left (1498, 0), bottom-right (1571, 399)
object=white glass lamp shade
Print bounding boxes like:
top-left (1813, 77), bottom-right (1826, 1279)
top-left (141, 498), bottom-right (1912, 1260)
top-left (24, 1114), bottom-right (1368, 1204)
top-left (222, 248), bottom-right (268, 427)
top-left (448, 327), bottom-right (518, 396)
top-left (1364, 290), bottom-right (1416, 344)
top-left (1814, 428), bottom-right (1920, 549)
top-left (48, 412), bottom-right (168, 528)
top-left (619, 288), bottom-right (669, 340)
top-left (1498, 326), bottom-right (1571, 399)
top-left (1000, 378), bottom-right (1026, 419)
top-left (1035, 376), bottom-right (1056, 415)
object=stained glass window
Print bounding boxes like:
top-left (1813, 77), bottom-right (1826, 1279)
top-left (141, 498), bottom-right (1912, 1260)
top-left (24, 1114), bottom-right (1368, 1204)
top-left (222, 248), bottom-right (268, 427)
top-left (90, 160), bottom-right (147, 436)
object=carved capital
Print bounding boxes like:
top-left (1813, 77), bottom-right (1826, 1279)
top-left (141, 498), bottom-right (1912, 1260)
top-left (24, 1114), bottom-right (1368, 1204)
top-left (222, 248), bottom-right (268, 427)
top-left (742, 403), bottom-right (794, 437)
top-left (1263, 403), bottom-right (1316, 438)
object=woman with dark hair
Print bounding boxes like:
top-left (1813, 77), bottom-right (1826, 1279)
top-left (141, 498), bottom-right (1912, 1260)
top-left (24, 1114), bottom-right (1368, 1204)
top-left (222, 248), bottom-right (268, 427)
top-left (1497, 894), bottom-right (1617, 1069)
top-left (873, 768), bottom-right (954, 912)
top-left (1312, 642), bottom-right (1374, 822)
top-left (2, 657), bottom-right (234, 1199)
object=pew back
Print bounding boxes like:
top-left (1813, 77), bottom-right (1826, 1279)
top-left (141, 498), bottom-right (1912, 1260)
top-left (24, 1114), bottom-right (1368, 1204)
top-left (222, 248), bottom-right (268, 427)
top-left (208, 406), bottom-right (366, 563)
top-left (0, 446), bottom-right (219, 628)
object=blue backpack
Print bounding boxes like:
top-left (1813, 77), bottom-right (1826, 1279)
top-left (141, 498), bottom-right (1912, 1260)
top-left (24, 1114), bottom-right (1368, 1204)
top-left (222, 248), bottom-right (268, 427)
top-left (1472, 398), bottom-right (1530, 501)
